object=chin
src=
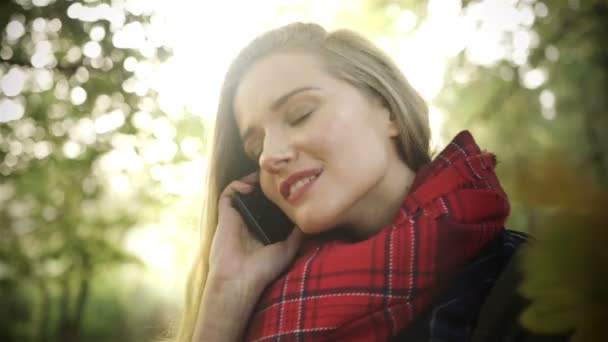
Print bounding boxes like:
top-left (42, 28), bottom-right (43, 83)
top-left (294, 211), bottom-right (340, 235)
top-left (291, 194), bottom-right (353, 235)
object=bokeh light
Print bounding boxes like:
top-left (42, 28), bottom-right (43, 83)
top-left (4, 1), bottom-right (603, 340)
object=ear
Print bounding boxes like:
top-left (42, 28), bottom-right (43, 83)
top-left (388, 117), bottom-right (400, 138)
top-left (383, 109), bottom-right (400, 138)
top-left (374, 96), bottom-right (400, 138)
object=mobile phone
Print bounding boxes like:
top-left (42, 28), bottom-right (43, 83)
top-left (231, 184), bottom-right (294, 245)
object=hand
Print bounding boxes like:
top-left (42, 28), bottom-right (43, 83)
top-left (193, 172), bottom-right (303, 341)
top-left (209, 172), bottom-right (303, 289)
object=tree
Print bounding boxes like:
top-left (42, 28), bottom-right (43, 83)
top-left (364, 0), bottom-right (607, 339)
top-left (0, 0), bottom-right (190, 340)
top-left (434, 1), bottom-right (608, 340)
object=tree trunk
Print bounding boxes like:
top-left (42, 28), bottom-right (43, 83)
top-left (56, 270), bottom-right (75, 342)
top-left (36, 280), bottom-right (50, 342)
top-left (72, 275), bottom-right (90, 341)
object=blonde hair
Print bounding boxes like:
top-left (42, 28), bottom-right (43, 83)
top-left (175, 22), bottom-right (430, 341)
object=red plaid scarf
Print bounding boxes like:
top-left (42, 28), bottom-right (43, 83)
top-left (244, 131), bottom-right (509, 341)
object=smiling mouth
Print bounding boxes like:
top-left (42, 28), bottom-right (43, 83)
top-left (288, 175), bottom-right (318, 198)
top-left (280, 170), bottom-right (322, 203)
top-left (286, 174), bottom-right (319, 203)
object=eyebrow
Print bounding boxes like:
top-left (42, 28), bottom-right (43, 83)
top-left (240, 86), bottom-right (320, 143)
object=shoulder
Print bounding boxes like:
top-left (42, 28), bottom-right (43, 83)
top-left (471, 231), bottom-right (571, 342)
top-left (393, 230), bottom-right (571, 342)
top-left (471, 231), bottom-right (569, 342)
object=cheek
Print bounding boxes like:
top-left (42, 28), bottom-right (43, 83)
top-left (259, 176), bottom-right (281, 203)
top-left (301, 110), bottom-right (354, 161)
top-left (321, 113), bottom-right (388, 176)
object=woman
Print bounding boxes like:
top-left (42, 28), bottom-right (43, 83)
top-left (176, 23), bottom-right (561, 341)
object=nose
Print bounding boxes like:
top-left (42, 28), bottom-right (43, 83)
top-left (259, 129), bottom-right (295, 173)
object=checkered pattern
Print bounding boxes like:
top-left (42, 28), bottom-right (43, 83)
top-left (244, 131), bottom-right (509, 341)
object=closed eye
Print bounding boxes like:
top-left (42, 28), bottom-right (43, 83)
top-left (290, 109), bottom-right (314, 126)
top-left (245, 108), bottom-right (315, 161)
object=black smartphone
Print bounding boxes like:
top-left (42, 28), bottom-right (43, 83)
top-left (231, 184), bottom-right (294, 245)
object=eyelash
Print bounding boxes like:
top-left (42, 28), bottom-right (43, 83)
top-left (291, 109), bottom-right (314, 126)
top-left (247, 108), bottom-right (316, 161)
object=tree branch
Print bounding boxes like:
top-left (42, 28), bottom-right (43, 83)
top-left (1, 58), bottom-right (80, 74)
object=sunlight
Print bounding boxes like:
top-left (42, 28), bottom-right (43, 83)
top-left (117, 0), bottom-right (514, 292)
top-left (0, 98), bottom-right (24, 122)
top-left (145, 0), bottom-right (473, 119)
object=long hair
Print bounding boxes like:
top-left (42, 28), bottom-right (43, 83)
top-left (175, 22), bottom-right (430, 341)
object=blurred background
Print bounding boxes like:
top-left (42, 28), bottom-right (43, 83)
top-left (0, 0), bottom-right (606, 341)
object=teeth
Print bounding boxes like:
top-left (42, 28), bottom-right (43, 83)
top-left (289, 175), bottom-right (317, 197)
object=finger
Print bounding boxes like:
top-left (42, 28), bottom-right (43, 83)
top-left (220, 180), bottom-right (255, 199)
top-left (239, 171), bottom-right (259, 185)
top-left (218, 180), bottom-right (254, 209)
top-left (217, 180), bottom-right (255, 230)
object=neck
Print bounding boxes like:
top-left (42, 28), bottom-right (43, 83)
top-left (345, 160), bottom-right (416, 241)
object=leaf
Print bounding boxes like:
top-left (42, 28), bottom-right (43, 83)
top-left (519, 219), bottom-right (608, 340)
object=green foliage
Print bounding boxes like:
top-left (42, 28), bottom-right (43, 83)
top-left (1, 0), bottom-right (605, 341)
top-left (514, 152), bottom-right (608, 341)
top-left (434, 1), bottom-right (608, 231)
top-left (519, 214), bottom-right (608, 341)
top-left (370, 0), bottom-right (608, 339)
top-left (0, 0), bottom-right (186, 340)
top-left (430, 1), bottom-right (608, 338)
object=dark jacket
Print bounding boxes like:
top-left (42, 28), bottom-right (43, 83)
top-left (392, 230), bottom-right (571, 342)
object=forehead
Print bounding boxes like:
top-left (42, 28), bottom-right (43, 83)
top-left (233, 52), bottom-right (329, 131)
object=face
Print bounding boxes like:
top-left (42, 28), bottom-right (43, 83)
top-left (233, 52), bottom-right (413, 236)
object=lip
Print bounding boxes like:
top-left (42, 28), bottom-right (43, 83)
top-left (280, 168), bottom-right (323, 202)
